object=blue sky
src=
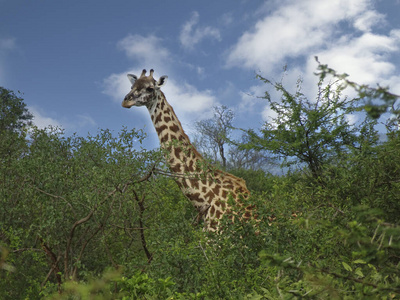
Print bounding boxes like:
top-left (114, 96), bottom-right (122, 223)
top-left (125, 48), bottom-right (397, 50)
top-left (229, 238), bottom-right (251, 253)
top-left (1, 0), bottom-right (400, 148)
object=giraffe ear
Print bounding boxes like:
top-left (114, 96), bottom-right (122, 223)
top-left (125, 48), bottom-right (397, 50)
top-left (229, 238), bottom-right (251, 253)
top-left (157, 76), bottom-right (168, 87)
top-left (127, 74), bottom-right (137, 85)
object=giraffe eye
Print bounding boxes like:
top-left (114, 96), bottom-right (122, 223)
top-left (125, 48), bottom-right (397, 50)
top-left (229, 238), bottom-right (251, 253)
top-left (146, 87), bottom-right (154, 92)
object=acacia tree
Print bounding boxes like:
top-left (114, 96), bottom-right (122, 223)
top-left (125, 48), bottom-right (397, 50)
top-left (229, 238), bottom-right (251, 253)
top-left (243, 75), bottom-right (379, 179)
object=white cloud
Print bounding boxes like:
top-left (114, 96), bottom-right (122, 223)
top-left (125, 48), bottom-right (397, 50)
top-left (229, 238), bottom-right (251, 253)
top-left (117, 34), bottom-right (170, 68)
top-left (226, 0), bottom-right (385, 71)
top-left (29, 107), bottom-right (96, 133)
top-left (314, 30), bottom-right (400, 85)
top-left (29, 106), bottom-right (62, 129)
top-left (163, 79), bottom-right (216, 115)
top-left (162, 79), bottom-right (218, 135)
top-left (179, 11), bottom-right (221, 50)
top-left (353, 10), bottom-right (385, 32)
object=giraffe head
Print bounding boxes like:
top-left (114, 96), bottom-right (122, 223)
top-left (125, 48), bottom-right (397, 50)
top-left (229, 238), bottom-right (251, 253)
top-left (122, 69), bottom-right (168, 109)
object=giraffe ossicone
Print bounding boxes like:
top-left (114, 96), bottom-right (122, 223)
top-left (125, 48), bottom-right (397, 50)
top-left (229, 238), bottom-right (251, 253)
top-left (122, 69), bottom-right (255, 231)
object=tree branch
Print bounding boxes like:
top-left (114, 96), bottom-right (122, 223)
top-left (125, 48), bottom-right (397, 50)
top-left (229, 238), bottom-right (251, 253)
top-left (39, 237), bottom-right (62, 293)
top-left (132, 190), bottom-right (153, 264)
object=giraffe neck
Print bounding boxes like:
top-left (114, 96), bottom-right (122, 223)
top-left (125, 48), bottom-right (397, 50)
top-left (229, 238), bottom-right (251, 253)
top-left (148, 91), bottom-right (203, 174)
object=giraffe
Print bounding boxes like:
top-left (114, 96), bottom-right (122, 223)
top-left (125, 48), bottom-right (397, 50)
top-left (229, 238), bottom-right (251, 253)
top-left (122, 69), bottom-right (254, 231)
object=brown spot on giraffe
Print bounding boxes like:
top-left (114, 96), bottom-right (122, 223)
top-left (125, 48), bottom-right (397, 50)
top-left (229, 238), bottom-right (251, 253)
top-left (204, 190), bottom-right (215, 203)
top-left (174, 147), bottom-right (182, 159)
top-left (212, 185), bottom-right (220, 196)
top-left (156, 124), bottom-right (168, 135)
top-left (171, 163), bottom-right (181, 173)
top-left (189, 178), bottom-right (200, 190)
top-left (190, 192), bottom-right (204, 203)
top-left (160, 133), bottom-right (169, 143)
top-left (163, 111), bottom-right (171, 118)
top-left (210, 206), bottom-right (215, 216)
top-left (160, 99), bottom-right (165, 110)
top-left (154, 113), bottom-right (163, 124)
top-left (188, 160), bottom-right (194, 172)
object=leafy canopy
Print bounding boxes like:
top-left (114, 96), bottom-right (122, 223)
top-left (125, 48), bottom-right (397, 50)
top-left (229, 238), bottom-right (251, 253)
top-left (243, 73), bottom-right (378, 178)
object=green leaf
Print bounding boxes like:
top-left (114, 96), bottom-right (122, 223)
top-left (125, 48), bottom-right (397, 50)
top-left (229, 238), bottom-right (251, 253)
top-left (354, 268), bottom-right (364, 278)
top-left (342, 262), bottom-right (352, 272)
top-left (353, 259), bottom-right (366, 264)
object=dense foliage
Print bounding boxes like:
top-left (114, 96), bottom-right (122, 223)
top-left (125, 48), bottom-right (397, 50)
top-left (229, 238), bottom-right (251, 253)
top-left (1, 67), bottom-right (400, 299)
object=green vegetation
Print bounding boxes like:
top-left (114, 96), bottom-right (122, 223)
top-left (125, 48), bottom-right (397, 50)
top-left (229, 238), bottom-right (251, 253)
top-left (1, 68), bottom-right (400, 299)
